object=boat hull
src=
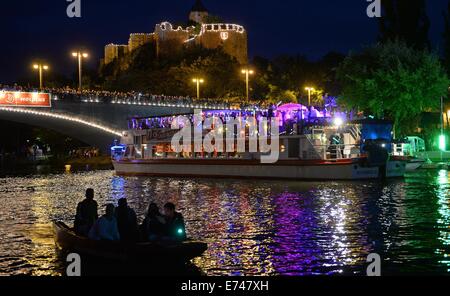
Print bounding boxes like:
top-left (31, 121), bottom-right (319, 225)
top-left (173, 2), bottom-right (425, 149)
top-left (390, 156), bottom-right (425, 171)
top-left (420, 162), bottom-right (449, 170)
top-left (113, 159), bottom-right (406, 180)
top-left (405, 161), bottom-right (425, 171)
top-left (53, 221), bottom-right (207, 262)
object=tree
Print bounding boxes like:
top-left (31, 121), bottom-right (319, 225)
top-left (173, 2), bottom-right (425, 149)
top-left (102, 44), bottom-right (243, 99)
top-left (336, 41), bottom-right (449, 136)
top-left (265, 84), bottom-right (297, 104)
top-left (379, 0), bottom-right (430, 50)
top-left (168, 49), bottom-right (242, 98)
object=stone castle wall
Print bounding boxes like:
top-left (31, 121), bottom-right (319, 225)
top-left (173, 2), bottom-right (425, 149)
top-left (104, 44), bottom-right (129, 65)
top-left (195, 24), bottom-right (248, 64)
top-left (128, 33), bottom-right (155, 52)
top-left (102, 22), bottom-right (248, 67)
top-left (154, 22), bottom-right (192, 57)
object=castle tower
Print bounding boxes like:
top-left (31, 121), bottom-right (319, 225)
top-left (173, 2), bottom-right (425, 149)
top-left (189, 0), bottom-right (209, 24)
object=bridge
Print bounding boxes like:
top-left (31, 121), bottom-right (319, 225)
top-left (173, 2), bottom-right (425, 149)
top-left (0, 96), bottom-right (206, 152)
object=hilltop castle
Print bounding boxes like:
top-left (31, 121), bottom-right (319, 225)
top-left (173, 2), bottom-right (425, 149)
top-left (102, 0), bottom-right (248, 67)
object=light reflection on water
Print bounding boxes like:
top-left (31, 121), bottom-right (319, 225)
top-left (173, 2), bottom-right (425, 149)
top-left (0, 169), bottom-right (449, 275)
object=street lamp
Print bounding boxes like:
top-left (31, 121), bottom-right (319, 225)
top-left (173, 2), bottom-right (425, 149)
top-left (72, 51), bottom-right (89, 91)
top-left (32, 63), bottom-right (49, 90)
top-left (241, 68), bottom-right (254, 101)
top-left (305, 87), bottom-right (315, 106)
top-left (440, 96), bottom-right (446, 153)
top-left (192, 78), bottom-right (204, 100)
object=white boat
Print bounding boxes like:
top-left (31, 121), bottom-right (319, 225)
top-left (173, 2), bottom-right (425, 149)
top-left (113, 154), bottom-right (405, 180)
top-left (405, 158), bottom-right (426, 171)
top-left (392, 137), bottom-right (427, 171)
top-left (112, 105), bottom-right (406, 180)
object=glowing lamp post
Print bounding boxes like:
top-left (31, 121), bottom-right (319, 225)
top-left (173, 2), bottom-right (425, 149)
top-left (439, 96), bottom-right (447, 153)
top-left (192, 78), bottom-right (204, 100)
top-left (72, 51), bottom-right (89, 91)
top-left (439, 135), bottom-right (446, 151)
top-left (305, 87), bottom-right (315, 106)
top-left (33, 63), bottom-right (49, 90)
top-left (241, 69), bottom-right (254, 101)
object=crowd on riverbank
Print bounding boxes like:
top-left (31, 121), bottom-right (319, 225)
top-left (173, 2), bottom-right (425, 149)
top-left (69, 147), bottom-right (100, 159)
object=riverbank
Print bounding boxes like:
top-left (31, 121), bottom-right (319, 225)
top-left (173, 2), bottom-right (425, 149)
top-left (0, 155), bottom-right (112, 176)
top-left (65, 156), bottom-right (113, 171)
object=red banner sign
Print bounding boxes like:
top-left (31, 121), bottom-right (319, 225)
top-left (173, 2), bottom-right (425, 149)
top-left (0, 91), bottom-right (51, 107)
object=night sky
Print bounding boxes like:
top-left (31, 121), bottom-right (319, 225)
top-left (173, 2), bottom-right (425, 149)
top-left (1, 0), bottom-right (448, 83)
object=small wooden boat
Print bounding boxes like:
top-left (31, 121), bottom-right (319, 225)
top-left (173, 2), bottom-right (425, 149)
top-left (53, 221), bottom-right (207, 262)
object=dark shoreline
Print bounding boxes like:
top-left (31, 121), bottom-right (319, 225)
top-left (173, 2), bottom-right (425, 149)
top-left (0, 156), bottom-right (113, 177)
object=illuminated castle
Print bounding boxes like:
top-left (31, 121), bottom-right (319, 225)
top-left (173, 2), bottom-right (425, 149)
top-left (102, 0), bottom-right (248, 66)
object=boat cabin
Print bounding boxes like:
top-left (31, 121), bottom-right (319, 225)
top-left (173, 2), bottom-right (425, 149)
top-left (115, 104), bottom-right (393, 162)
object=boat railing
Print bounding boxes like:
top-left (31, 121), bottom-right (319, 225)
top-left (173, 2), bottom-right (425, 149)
top-left (118, 140), bottom-right (361, 161)
top-left (304, 133), bottom-right (361, 160)
top-left (311, 144), bottom-right (361, 160)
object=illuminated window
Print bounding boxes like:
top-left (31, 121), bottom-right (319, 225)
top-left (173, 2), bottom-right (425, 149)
top-left (220, 32), bottom-right (229, 40)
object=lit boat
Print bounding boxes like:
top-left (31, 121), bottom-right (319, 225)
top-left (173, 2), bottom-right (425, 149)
top-left (53, 221), bottom-right (207, 262)
top-left (392, 136), bottom-right (427, 171)
top-left (112, 105), bottom-right (406, 180)
top-left (113, 157), bottom-right (405, 180)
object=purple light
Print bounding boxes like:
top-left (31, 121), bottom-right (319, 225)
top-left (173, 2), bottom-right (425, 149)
top-left (277, 103), bottom-right (308, 112)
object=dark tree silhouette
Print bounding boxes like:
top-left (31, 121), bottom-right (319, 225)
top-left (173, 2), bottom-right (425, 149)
top-left (379, 0), bottom-right (430, 50)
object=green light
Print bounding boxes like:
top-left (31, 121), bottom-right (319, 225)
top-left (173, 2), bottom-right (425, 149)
top-left (439, 135), bottom-right (446, 151)
top-left (177, 228), bottom-right (183, 235)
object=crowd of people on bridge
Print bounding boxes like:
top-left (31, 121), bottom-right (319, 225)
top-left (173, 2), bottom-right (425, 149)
top-left (74, 188), bottom-right (187, 242)
top-left (0, 84), bottom-right (240, 109)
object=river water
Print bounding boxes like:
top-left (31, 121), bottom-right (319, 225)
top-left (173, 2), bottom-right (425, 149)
top-left (0, 169), bottom-right (449, 276)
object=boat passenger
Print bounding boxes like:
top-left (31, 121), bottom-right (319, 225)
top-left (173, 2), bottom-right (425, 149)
top-left (163, 202), bottom-right (187, 241)
top-left (141, 203), bottom-right (166, 241)
top-left (116, 198), bottom-right (139, 242)
top-left (88, 204), bottom-right (120, 241)
top-left (74, 188), bottom-right (98, 236)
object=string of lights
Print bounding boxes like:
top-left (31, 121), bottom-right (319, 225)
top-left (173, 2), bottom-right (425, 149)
top-left (109, 100), bottom-right (240, 110)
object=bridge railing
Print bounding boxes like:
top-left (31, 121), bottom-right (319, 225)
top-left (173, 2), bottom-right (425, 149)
top-left (0, 106), bottom-right (123, 136)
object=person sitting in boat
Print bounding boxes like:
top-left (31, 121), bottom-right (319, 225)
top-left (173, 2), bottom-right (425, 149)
top-left (88, 204), bottom-right (120, 241)
top-left (141, 203), bottom-right (166, 241)
top-left (74, 188), bottom-right (98, 236)
top-left (116, 198), bottom-right (139, 242)
top-left (162, 202), bottom-right (187, 241)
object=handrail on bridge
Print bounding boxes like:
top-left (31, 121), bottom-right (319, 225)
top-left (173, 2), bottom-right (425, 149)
top-left (0, 107), bottom-right (122, 137)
